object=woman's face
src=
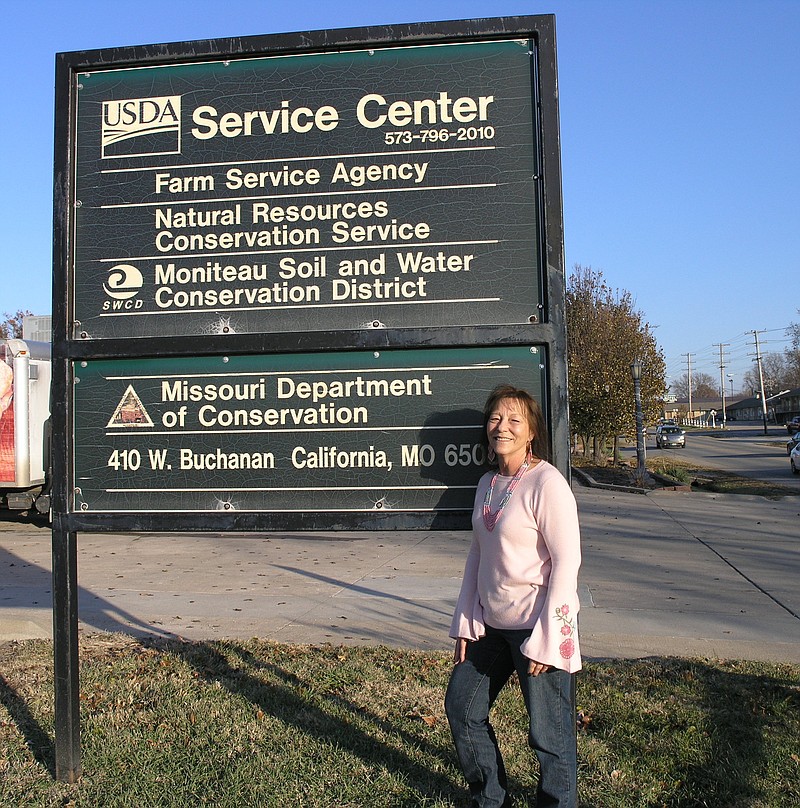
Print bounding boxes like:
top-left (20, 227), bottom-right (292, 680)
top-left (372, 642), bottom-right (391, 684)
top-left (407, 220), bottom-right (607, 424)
top-left (486, 397), bottom-right (534, 469)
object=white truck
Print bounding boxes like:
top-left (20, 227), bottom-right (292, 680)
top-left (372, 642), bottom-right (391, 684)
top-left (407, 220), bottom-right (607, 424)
top-left (0, 338), bottom-right (51, 513)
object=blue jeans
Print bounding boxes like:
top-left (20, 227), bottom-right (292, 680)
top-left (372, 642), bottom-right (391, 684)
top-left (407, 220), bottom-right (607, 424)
top-left (445, 626), bottom-right (577, 808)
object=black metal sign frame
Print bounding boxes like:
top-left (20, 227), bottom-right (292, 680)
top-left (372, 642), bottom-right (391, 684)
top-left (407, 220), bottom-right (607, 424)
top-left (51, 15), bottom-right (566, 780)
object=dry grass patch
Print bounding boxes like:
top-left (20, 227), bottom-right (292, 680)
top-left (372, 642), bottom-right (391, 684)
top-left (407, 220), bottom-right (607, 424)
top-left (2, 637), bottom-right (799, 807)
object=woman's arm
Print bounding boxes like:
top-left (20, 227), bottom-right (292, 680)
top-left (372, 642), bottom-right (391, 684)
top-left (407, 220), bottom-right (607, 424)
top-left (521, 472), bottom-right (582, 671)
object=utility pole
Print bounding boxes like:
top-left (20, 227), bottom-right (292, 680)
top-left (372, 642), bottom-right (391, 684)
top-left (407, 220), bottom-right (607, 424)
top-left (715, 343), bottom-right (729, 428)
top-left (682, 353), bottom-right (693, 424)
top-left (751, 330), bottom-right (769, 434)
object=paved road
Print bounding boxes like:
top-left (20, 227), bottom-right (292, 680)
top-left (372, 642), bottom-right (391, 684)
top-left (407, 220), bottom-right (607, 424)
top-left (630, 424), bottom-right (800, 489)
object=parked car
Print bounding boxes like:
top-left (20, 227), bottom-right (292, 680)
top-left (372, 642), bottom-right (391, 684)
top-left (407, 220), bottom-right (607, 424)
top-left (655, 424), bottom-right (685, 449)
top-left (790, 442), bottom-right (800, 475)
top-left (787, 432), bottom-right (800, 456)
top-left (786, 415), bottom-right (800, 435)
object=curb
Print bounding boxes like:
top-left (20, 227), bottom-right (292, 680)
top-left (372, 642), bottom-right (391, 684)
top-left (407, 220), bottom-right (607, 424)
top-left (572, 466), bottom-right (647, 494)
top-left (648, 472), bottom-right (694, 493)
top-left (572, 467), bottom-right (692, 495)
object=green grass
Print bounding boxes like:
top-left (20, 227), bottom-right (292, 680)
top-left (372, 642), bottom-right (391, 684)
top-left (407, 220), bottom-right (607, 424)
top-left (647, 458), bottom-right (693, 484)
top-left (2, 637), bottom-right (799, 807)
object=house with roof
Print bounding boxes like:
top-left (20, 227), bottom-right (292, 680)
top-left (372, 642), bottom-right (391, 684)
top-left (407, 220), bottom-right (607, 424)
top-left (773, 387), bottom-right (800, 425)
top-left (726, 387), bottom-right (800, 424)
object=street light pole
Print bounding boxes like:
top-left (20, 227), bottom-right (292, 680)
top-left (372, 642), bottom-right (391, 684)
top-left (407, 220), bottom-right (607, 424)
top-left (630, 358), bottom-right (647, 485)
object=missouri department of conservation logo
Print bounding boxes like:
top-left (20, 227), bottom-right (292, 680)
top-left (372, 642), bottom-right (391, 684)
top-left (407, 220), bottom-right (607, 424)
top-left (102, 95), bottom-right (181, 158)
top-left (107, 385), bottom-right (154, 428)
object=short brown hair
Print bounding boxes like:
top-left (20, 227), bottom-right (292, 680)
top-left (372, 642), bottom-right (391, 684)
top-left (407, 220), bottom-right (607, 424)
top-left (482, 384), bottom-right (550, 464)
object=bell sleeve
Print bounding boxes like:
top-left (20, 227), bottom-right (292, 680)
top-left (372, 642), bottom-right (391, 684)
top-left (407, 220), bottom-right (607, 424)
top-left (449, 536), bottom-right (486, 642)
top-left (519, 473), bottom-right (582, 673)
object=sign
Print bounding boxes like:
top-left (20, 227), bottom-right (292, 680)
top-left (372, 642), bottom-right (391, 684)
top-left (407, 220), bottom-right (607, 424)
top-left (72, 40), bottom-right (542, 339)
top-left (54, 17), bottom-right (565, 783)
top-left (73, 345), bottom-right (547, 514)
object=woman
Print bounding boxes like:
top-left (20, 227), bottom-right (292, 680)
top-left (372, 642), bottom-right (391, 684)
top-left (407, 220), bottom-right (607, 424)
top-left (445, 384), bottom-right (581, 808)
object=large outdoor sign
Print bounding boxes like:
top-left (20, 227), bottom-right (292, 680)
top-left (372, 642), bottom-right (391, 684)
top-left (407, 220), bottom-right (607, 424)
top-left (53, 18), bottom-right (565, 779)
top-left (72, 40), bottom-right (542, 339)
top-left (73, 345), bottom-right (546, 514)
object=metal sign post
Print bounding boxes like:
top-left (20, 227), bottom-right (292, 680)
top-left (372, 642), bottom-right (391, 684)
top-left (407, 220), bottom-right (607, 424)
top-left (52, 15), bottom-right (566, 780)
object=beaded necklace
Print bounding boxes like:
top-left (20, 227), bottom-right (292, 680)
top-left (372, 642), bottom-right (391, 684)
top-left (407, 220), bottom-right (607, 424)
top-left (483, 456), bottom-right (531, 531)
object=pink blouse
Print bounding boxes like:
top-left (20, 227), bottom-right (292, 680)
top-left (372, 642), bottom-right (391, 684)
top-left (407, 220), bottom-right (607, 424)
top-left (449, 460), bottom-right (582, 673)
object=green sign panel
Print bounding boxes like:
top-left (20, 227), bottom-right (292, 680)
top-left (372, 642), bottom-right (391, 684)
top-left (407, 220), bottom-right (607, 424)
top-left (72, 40), bottom-right (542, 339)
top-left (72, 346), bottom-right (546, 513)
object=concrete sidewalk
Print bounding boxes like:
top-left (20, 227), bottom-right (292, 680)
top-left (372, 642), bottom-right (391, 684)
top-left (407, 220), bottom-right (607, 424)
top-left (1, 484), bottom-right (798, 663)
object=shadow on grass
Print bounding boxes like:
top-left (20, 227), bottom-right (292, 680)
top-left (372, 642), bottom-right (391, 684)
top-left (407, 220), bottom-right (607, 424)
top-left (4, 641), bottom-right (796, 804)
top-left (684, 661), bottom-right (800, 806)
top-left (147, 637), bottom-right (466, 805)
top-left (0, 672), bottom-right (55, 778)
top-left (580, 658), bottom-right (800, 807)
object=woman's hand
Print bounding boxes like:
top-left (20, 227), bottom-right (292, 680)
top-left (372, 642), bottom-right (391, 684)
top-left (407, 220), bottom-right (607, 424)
top-left (453, 638), bottom-right (468, 665)
top-left (527, 658), bottom-right (553, 677)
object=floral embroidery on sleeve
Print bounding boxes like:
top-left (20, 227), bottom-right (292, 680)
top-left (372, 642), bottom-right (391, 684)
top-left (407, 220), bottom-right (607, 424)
top-left (555, 603), bottom-right (575, 659)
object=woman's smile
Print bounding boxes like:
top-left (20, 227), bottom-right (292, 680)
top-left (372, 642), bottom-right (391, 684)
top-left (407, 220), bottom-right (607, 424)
top-left (487, 398), bottom-right (534, 474)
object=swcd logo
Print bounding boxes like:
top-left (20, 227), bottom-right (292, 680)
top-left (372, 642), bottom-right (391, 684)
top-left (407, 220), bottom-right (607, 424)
top-left (103, 264), bottom-right (144, 310)
top-left (102, 96), bottom-right (181, 158)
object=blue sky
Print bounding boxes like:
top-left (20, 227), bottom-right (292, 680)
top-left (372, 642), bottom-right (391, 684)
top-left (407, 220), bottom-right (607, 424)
top-left (1, 0), bottom-right (797, 393)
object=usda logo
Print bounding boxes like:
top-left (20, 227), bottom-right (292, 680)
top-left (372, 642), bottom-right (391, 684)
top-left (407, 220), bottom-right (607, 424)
top-left (101, 96), bottom-right (181, 158)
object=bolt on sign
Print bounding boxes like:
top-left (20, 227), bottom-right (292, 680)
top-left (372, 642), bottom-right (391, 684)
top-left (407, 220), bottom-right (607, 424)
top-left (71, 37), bottom-right (545, 340)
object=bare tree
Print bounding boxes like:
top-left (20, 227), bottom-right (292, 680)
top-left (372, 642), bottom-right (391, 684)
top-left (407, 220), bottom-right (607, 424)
top-left (742, 352), bottom-right (792, 397)
top-left (672, 371), bottom-right (719, 400)
top-left (785, 313), bottom-right (800, 389)
top-left (0, 309), bottom-right (33, 339)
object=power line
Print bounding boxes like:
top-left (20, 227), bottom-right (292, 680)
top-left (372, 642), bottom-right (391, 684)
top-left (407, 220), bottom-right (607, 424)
top-left (666, 325), bottom-right (797, 391)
